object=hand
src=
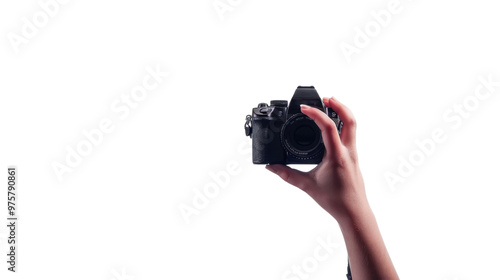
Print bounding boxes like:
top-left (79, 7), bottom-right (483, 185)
top-left (266, 96), bottom-right (399, 279)
top-left (266, 96), bottom-right (367, 221)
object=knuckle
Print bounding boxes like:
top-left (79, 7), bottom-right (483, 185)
top-left (331, 147), bottom-right (352, 168)
top-left (279, 170), bottom-right (290, 183)
top-left (338, 156), bottom-right (349, 168)
top-left (343, 115), bottom-right (357, 127)
top-left (332, 154), bottom-right (348, 168)
top-left (323, 123), bottom-right (336, 134)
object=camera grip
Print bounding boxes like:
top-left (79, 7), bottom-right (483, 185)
top-left (252, 119), bottom-right (286, 164)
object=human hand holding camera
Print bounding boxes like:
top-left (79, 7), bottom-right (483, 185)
top-left (265, 97), bottom-right (366, 222)
top-left (246, 88), bottom-right (399, 279)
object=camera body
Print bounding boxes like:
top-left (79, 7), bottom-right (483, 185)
top-left (245, 86), bottom-right (342, 164)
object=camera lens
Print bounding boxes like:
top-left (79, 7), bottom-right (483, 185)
top-left (281, 113), bottom-right (324, 160)
top-left (294, 125), bottom-right (315, 146)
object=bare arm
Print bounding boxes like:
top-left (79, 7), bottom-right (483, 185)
top-left (265, 97), bottom-right (399, 280)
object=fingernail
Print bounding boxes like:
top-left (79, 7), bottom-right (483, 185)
top-left (300, 104), bottom-right (311, 110)
top-left (266, 165), bottom-right (276, 173)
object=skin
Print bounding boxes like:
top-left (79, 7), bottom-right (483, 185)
top-left (265, 97), bottom-right (399, 280)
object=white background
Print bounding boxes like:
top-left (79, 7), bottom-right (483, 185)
top-left (1, 0), bottom-right (500, 279)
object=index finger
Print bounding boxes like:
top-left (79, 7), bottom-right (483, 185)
top-left (300, 104), bottom-right (342, 156)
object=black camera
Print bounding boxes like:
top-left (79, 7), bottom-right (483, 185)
top-left (244, 86), bottom-right (342, 164)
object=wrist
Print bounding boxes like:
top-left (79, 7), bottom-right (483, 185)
top-left (330, 194), bottom-right (371, 226)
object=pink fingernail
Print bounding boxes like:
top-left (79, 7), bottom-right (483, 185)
top-left (300, 104), bottom-right (311, 109)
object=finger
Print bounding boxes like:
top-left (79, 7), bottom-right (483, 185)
top-left (266, 164), bottom-right (313, 192)
top-left (323, 96), bottom-right (356, 148)
top-left (300, 104), bottom-right (342, 155)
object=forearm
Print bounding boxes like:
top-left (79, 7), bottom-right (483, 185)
top-left (336, 199), bottom-right (399, 280)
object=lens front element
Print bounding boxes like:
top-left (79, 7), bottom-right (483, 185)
top-left (281, 113), bottom-right (324, 161)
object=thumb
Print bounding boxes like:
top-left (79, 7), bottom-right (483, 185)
top-left (266, 164), bottom-right (313, 192)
